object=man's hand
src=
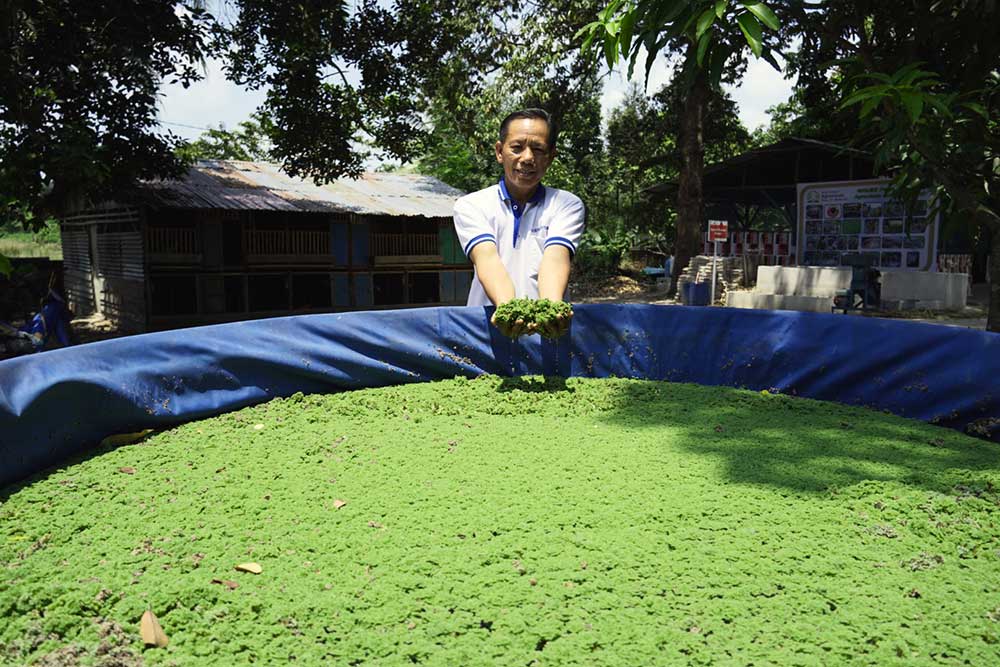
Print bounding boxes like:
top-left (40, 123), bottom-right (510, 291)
top-left (535, 305), bottom-right (573, 339)
top-left (491, 309), bottom-right (532, 338)
top-left (493, 298), bottom-right (572, 339)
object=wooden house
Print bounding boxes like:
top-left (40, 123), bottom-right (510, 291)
top-left (59, 161), bottom-right (472, 332)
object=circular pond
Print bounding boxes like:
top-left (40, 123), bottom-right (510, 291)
top-left (2, 376), bottom-right (999, 665)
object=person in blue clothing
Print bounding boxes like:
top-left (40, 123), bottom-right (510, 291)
top-left (0, 288), bottom-right (73, 356)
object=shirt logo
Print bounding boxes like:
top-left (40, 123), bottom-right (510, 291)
top-left (530, 225), bottom-right (549, 235)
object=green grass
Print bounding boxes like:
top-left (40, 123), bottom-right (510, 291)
top-left (2, 377), bottom-right (999, 666)
top-left (0, 221), bottom-right (62, 260)
top-left (0, 234), bottom-right (62, 260)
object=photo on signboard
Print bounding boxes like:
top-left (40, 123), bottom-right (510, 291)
top-left (840, 219), bottom-right (861, 234)
top-left (803, 251), bottom-right (818, 264)
top-left (885, 200), bottom-right (905, 217)
top-left (805, 237), bottom-right (819, 251)
top-left (819, 235), bottom-right (839, 250)
top-left (821, 253), bottom-right (840, 266)
top-left (843, 203), bottom-right (862, 217)
top-left (863, 219), bottom-right (879, 234)
top-left (823, 221), bottom-right (840, 234)
top-left (836, 236), bottom-right (849, 250)
top-left (863, 203), bottom-right (883, 218)
top-left (906, 252), bottom-right (921, 268)
top-left (908, 217), bottom-right (929, 234)
top-left (881, 252), bottom-right (902, 267)
top-left (882, 236), bottom-right (903, 249)
top-left (806, 221), bottom-right (822, 235)
top-left (806, 204), bottom-right (823, 219)
top-left (825, 205), bottom-right (842, 219)
top-left (904, 235), bottom-right (925, 249)
top-left (846, 237), bottom-right (860, 250)
top-left (861, 236), bottom-right (882, 249)
top-left (862, 251), bottom-right (880, 267)
top-left (883, 218), bottom-right (905, 234)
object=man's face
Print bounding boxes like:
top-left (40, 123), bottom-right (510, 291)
top-left (495, 118), bottom-right (555, 197)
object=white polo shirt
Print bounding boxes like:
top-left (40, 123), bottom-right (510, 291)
top-left (453, 179), bottom-right (585, 306)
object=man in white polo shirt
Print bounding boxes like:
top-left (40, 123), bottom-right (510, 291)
top-left (453, 108), bottom-right (585, 338)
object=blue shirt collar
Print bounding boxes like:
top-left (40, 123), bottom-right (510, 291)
top-left (498, 177), bottom-right (545, 205)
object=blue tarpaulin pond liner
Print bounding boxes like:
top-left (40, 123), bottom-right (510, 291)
top-left (1, 303), bottom-right (998, 488)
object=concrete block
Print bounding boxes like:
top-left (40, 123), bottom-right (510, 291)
top-left (726, 291), bottom-right (833, 313)
top-left (755, 266), bottom-right (852, 298)
top-left (880, 270), bottom-right (968, 309)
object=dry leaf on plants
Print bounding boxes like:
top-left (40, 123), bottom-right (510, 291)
top-left (118, 467), bottom-right (136, 475)
top-left (211, 578), bottom-right (239, 589)
top-left (235, 562), bottom-right (263, 574)
top-left (333, 499), bottom-right (347, 509)
top-left (101, 429), bottom-right (154, 447)
top-left (140, 610), bottom-right (169, 648)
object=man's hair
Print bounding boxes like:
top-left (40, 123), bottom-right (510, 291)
top-left (499, 108), bottom-right (557, 147)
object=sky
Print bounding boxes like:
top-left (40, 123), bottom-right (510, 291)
top-left (158, 51), bottom-right (795, 160)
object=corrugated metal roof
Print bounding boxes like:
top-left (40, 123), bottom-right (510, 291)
top-left (140, 160), bottom-right (466, 218)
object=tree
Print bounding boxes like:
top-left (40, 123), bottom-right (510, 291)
top-left (600, 77), bottom-right (751, 249)
top-left (1, 1), bottom-right (213, 231)
top-left (786, 1), bottom-right (1000, 330)
top-left (2, 0), bottom-right (610, 234)
top-left (579, 0), bottom-right (784, 291)
top-left (175, 114), bottom-right (275, 162)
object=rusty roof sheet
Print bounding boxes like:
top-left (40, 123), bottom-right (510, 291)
top-left (140, 160), bottom-right (466, 218)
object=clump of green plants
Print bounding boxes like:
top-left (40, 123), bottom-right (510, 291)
top-left (493, 298), bottom-right (572, 338)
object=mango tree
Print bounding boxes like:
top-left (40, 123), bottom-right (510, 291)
top-left (578, 0), bottom-right (784, 290)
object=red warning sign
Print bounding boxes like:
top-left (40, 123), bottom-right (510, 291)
top-left (708, 220), bottom-right (729, 242)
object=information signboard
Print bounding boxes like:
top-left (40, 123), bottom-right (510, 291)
top-left (796, 179), bottom-right (939, 270)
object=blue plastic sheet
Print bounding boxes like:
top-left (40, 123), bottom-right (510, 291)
top-left (2, 304), bottom-right (998, 487)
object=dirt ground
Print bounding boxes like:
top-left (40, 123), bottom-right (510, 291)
top-left (572, 273), bottom-right (990, 331)
top-left (63, 275), bottom-right (990, 347)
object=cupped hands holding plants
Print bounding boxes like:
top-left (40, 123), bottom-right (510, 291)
top-left (492, 298), bottom-right (573, 339)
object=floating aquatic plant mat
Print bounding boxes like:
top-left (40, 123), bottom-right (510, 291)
top-left (3, 376), bottom-right (1000, 665)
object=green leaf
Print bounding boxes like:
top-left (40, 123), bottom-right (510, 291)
top-left (708, 43), bottom-right (730, 88)
top-left (963, 102), bottom-right (988, 119)
top-left (598, 0), bottom-right (625, 23)
top-left (926, 95), bottom-right (953, 116)
top-left (739, 1), bottom-right (780, 31)
top-left (859, 96), bottom-right (881, 119)
top-left (696, 8), bottom-right (716, 38)
top-left (574, 21), bottom-right (602, 41)
top-left (644, 34), bottom-right (668, 87)
top-left (620, 11), bottom-right (636, 54)
top-left (899, 70), bottom-right (936, 86)
top-left (736, 12), bottom-right (763, 57)
top-left (604, 34), bottom-right (619, 69)
top-left (899, 92), bottom-right (924, 123)
top-left (0, 253), bottom-right (11, 279)
top-left (889, 61), bottom-right (925, 85)
top-left (840, 85), bottom-right (889, 109)
top-left (696, 29), bottom-right (713, 67)
top-left (715, 0), bottom-right (729, 18)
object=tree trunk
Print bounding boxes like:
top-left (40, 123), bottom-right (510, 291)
top-left (988, 221), bottom-right (1000, 333)
top-left (670, 57), bottom-right (708, 295)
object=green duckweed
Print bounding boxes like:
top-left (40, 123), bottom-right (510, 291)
top-left (2, 376), bottom-right (999, 666)
top-left (493, 299), bottom-right (572, 338)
